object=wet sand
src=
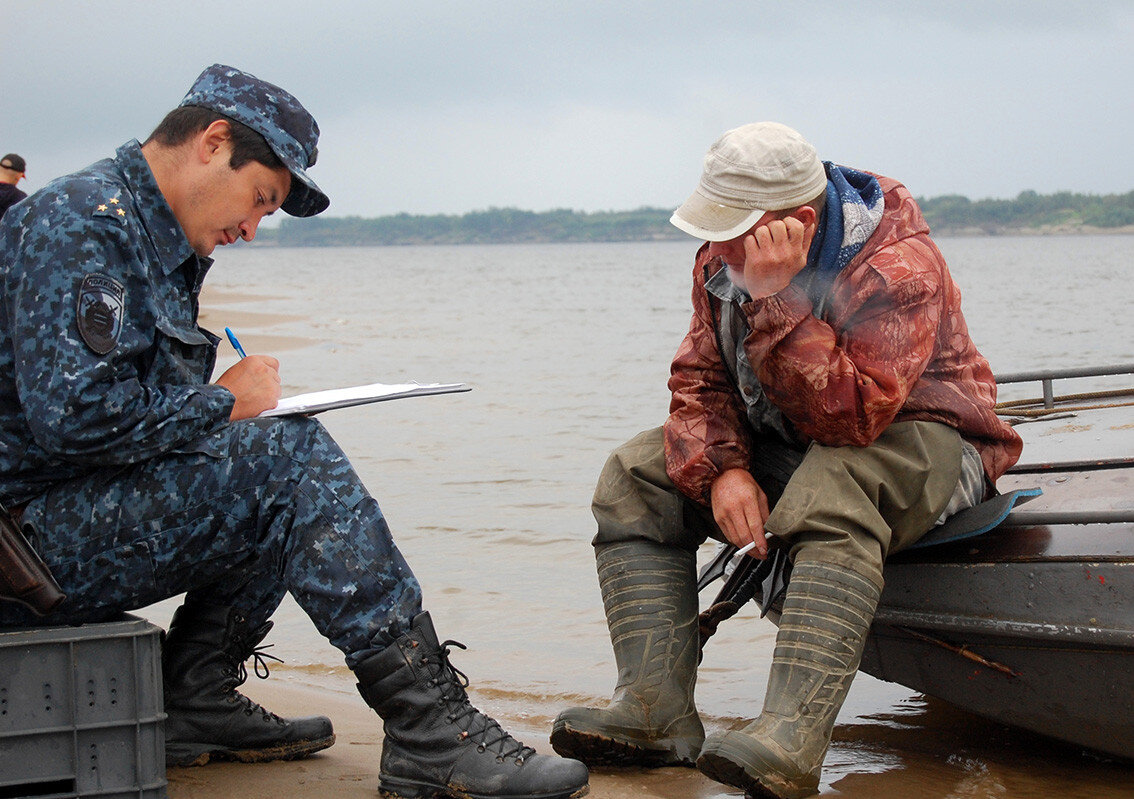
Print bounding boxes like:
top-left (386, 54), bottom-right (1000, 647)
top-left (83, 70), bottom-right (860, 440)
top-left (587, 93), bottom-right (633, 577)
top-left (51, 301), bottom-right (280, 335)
top-left (198, 285), bottom-right (314, 354)
top-left (166, 678), bottom-right (720, 799)
top-left (162, 655), bottom-right (1134, 799)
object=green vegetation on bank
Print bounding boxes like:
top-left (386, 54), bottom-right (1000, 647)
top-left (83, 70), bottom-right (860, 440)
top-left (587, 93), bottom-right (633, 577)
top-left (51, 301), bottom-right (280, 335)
top-left (267, 207), bottom-right (682, 246)
top-left (919, 190), bottom-right (1134, 233)
top-left (264, 190), bottom-right (1134, 247)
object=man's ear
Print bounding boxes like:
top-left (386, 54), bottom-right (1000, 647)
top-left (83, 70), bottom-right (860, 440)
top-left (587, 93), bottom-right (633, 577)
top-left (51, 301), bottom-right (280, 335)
top-left (793, 205), bottom-right (817, 227)
top-left (196, 119), bottom-right (233, 165)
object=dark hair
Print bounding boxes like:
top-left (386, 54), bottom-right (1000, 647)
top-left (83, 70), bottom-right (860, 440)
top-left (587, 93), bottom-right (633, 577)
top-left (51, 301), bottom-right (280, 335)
top-left (144, 106), bottom-right (284, 171)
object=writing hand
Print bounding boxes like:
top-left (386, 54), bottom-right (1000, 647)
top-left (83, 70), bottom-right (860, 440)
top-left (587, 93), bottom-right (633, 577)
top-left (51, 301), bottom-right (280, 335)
top-left (742, 216), bottom-right (816, 298)
top-left (215, 355), bottom-right (281, 420)
top-left (709, 468), bottom-right (772, 559)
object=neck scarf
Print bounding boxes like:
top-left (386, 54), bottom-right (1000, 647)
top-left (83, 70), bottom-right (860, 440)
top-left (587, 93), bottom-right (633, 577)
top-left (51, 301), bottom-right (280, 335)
top-left (804, 163), bottom-right (884, 311)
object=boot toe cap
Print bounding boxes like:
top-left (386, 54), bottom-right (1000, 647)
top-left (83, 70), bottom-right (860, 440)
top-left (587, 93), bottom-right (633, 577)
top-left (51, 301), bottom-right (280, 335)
top-left (498, 752), bottom-right (590, 798)
top-left (284, 714), bottom-right (335, 742)
top-left (697, 730), bottom-right (819, 799)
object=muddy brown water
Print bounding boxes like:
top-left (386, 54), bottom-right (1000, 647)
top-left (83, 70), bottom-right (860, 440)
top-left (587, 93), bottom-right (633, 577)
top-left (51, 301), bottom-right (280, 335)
top-left (147, 235), bottom-right (1133, 796)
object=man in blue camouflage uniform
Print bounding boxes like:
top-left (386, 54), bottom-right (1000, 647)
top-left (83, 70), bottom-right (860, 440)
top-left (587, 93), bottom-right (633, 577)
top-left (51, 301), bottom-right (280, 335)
top-left (0, 64), bottom-right (588, 799)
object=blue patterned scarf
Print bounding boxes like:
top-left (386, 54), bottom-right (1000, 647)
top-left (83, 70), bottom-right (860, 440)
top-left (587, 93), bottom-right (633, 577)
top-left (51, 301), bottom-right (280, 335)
top-left (803, 163), bottom-right (884, 311)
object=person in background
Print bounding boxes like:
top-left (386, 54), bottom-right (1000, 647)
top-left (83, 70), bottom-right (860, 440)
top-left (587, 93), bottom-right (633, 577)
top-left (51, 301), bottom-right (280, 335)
top-left (0, 153), bottom-right (27, 220)
top-left (0, 64), bottom-right (588, 799)
top-left (551, 122), bottom-right (1021, 798)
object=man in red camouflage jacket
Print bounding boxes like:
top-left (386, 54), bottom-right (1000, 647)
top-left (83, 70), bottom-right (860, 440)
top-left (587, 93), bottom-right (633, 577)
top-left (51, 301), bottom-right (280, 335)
top-left (552, 123), bottom-right (1022, 798)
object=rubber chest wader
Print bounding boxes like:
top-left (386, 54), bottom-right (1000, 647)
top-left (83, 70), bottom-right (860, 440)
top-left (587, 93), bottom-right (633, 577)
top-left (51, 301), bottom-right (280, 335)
top-left (697, 421), bottom-right (963, 798)
top-left (551, 540), bottom-right (704, 767)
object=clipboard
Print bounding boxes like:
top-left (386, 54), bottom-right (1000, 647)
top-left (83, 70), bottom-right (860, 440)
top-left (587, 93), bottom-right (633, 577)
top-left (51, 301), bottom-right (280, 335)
top-left (258, 382), bottom-right (471, 417)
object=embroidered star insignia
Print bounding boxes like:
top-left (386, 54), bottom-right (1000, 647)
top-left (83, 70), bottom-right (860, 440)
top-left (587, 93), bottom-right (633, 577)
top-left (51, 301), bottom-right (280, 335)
top-left (116, 208), bottom-right (126, 216)
top-left (109, 198), bottom-right (120, 205)
top-left (98, 204), bottom-right (108, 212)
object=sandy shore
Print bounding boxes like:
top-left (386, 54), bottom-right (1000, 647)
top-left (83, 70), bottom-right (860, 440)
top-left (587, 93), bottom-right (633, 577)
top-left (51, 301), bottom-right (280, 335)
top-left (197, 285), bottom-right (315, 354)
top-left (166, 678), bottom-right (726, 799)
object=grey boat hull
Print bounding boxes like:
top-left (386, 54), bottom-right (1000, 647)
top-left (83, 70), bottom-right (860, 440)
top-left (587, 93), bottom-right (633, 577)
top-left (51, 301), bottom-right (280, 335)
top-left (862, 521), bottom-right (1133, 760)
top-left (861, 387), bottom-right (1134, 761)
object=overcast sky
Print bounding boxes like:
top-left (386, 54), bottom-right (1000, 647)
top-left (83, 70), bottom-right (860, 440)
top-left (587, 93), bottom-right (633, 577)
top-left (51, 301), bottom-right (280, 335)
top-left (3, 1), bottom-right (1131, 218)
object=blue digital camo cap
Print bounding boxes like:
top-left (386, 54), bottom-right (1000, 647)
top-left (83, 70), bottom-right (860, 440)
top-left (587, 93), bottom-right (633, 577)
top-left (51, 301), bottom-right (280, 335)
top-left (179, 64), bottom-right (329, 217)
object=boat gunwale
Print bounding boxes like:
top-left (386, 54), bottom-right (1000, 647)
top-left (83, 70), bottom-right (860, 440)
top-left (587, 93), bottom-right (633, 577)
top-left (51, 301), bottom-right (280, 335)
top-left (872, 607), bottom-right (1134, 647)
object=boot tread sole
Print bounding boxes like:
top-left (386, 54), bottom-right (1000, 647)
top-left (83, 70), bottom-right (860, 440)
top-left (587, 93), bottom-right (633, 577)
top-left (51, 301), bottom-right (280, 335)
top-left (549, 720), bottom-right (696, 769)
top-left (166, 733), bottom-right (336, 766)
top-left (697, 747), bottom-right (818, 799)
top-left (378, 772), bottom-right (589, 799)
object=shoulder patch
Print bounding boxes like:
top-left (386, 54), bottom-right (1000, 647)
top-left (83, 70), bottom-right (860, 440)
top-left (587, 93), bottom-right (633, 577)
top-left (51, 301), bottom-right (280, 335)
top-left (76, 273), bottom-right (125, 355)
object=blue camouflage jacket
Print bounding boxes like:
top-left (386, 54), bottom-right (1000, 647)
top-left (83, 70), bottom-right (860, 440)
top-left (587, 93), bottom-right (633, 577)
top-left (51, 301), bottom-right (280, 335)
top-left (0, 140), bottom-right (235, 506)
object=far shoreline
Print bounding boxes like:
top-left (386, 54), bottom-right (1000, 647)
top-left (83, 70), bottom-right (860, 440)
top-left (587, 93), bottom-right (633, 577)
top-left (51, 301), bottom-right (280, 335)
top-left (248, 224), bottom-right (1134, 248)
top-left (931, 224), bottom-right (1134, 237)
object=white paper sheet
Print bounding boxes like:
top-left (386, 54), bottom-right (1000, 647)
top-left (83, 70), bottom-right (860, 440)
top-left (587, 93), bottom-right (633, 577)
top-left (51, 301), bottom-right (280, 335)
top-left (258, 382), bottom-right (470, 417)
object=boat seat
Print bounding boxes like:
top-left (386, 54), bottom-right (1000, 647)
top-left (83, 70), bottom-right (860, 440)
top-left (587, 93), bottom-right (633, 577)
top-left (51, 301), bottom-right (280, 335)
top-left (908, 487), bottom-right (1042, 550)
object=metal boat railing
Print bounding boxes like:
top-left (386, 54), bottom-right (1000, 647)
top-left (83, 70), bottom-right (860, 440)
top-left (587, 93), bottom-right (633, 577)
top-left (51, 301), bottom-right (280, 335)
top-left (995, 363), bottom-right (1133, 526)
top-left (995, 362), bottom-right (1134, 410)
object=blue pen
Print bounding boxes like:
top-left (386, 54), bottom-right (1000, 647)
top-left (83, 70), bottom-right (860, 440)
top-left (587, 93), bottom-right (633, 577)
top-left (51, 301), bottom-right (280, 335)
top-left (224, 327), bottom-right (247, 359)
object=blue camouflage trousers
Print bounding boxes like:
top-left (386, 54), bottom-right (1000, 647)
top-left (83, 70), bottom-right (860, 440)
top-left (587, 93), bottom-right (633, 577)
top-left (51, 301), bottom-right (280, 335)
top-left (0, 417), bottom-right (422, 668)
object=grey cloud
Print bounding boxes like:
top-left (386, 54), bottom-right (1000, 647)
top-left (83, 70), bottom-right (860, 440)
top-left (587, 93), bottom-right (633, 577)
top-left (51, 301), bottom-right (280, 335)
top-left (2, 0), bottom-right (1131, 215)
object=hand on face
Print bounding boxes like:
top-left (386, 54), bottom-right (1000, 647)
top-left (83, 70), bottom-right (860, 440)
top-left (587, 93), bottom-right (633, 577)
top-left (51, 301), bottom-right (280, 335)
top-left (740, 215), bottom-right (816, 299)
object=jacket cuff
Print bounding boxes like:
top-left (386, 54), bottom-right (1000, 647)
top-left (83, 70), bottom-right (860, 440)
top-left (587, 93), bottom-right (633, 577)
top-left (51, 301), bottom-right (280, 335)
top-left (742, 283), bottom-right (813, 325)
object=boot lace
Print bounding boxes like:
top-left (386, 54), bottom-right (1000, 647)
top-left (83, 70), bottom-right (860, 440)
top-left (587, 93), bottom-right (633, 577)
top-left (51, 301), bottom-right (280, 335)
top-left (237, 641), bottom-right (285, 683)
top-left (224, 622), bottom-right (287, 724)
top-left (424, 639), bottom-right (536, 763)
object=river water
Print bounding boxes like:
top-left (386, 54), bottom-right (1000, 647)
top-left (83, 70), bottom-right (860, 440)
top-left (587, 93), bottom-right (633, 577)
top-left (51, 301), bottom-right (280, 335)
top-left (149, 234), bottom-right (1132, 797)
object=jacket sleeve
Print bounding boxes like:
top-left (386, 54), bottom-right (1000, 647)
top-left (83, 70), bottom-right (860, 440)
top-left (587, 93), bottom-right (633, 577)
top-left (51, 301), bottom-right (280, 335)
top-left (9, 212), bottom-right (235, 466)
top-left (664, 258), bottom-right (753, 505)
top-left (741, 237), bottom-right (943, 447)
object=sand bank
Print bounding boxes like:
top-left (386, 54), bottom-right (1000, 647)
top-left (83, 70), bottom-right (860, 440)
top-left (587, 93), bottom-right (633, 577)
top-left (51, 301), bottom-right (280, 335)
top-left (197, 285), bottom-right (316, 354)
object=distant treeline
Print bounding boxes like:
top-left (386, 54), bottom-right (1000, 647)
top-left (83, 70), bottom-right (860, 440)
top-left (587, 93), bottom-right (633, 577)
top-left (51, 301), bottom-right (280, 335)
top-left (919, 190), bottom-right (1134, 233)
top-left (264, 190), bottom-right (1134, 247)
top-left (266, 207), bottom-right (684, 246)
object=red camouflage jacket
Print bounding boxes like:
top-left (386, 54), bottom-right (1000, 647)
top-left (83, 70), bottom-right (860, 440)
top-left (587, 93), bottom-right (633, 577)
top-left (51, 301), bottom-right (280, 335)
top-left (663, 174), bottom-right (1023, 506)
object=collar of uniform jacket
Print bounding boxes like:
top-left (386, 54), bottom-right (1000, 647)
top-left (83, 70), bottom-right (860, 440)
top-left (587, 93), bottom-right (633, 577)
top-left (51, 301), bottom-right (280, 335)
top-left (113, 140), bottom-right (203, 277)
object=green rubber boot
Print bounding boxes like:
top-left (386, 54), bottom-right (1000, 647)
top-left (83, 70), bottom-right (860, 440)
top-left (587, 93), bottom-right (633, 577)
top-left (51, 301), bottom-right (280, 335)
top-left (551, 540), bottom-right (704, 767)
top-left (696, 555), bottom-right (883, 798)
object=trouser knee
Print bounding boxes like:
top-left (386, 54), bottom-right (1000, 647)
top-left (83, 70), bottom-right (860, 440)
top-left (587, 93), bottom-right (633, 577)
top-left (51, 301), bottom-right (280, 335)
top-left (591, 428), bottom-right (707, 552)
top-left (766, 421), bottom-right (963, 570)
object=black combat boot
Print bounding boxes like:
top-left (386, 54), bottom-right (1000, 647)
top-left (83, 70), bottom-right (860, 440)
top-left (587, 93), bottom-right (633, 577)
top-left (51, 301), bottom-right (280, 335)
top-left (354, 612), bottom-right (590, 799)
top-left (163, 600), bottom-right (336, 766)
